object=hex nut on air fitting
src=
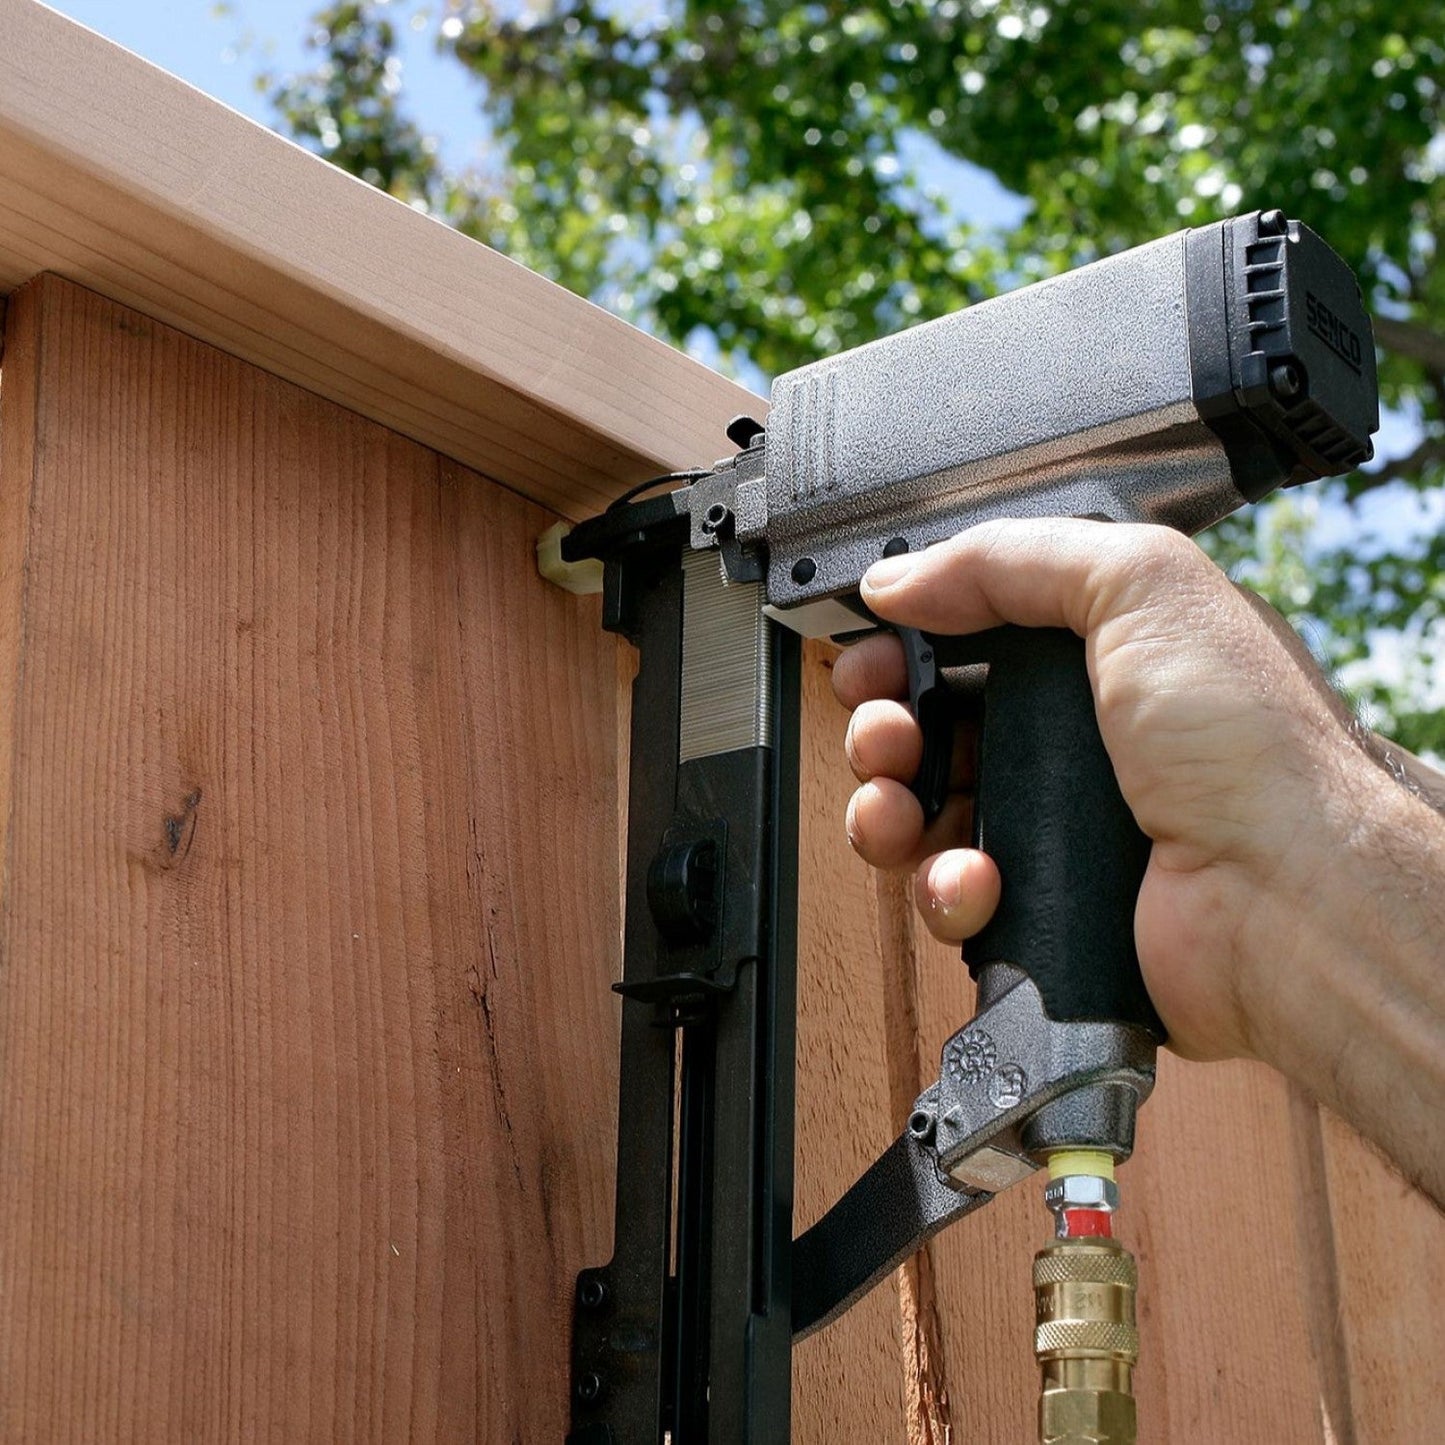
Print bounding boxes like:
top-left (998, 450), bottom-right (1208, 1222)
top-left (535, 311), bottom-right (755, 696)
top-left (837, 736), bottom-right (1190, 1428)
top-left (1034, 1237), bottom-right (1139, 1445)
top-left (1043, 1174), bottom-right (1120, 1213)
top-left (1044, 1151), bottom-right (1120, 1240)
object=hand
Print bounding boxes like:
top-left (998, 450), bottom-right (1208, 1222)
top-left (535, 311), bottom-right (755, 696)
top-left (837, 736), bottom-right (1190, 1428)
top-left (833, 518), bottom-right (1405, 1064)
top-left (834, 515), bottom-right (1445, 1203)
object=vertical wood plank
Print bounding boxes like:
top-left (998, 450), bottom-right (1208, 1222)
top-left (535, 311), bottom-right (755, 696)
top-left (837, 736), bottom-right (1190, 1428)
top-left (792, 643), bottom-right (910, 1443)
top-left (908, 925), bottom-right (1037, 1443)
top-left (0, 283), bottom-right (38, 952)
top-left (0, 275), bottom-right (620, 1442)
top-left (1321, 1106), bottom-right (1445, 1443)
top-left (1126, 1057), bottom-right (1329, 1441)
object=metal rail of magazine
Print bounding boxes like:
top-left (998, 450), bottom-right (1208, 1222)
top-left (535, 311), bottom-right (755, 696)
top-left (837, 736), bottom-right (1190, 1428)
top-left (555, 210), bottom-right (1379, 1444)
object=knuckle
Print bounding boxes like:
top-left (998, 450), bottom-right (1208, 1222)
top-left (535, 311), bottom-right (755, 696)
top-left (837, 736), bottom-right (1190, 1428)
top-left (1091, 526), bottom-right (1209, 628)
top-left (1130, 524), bottom-right (1195, 577)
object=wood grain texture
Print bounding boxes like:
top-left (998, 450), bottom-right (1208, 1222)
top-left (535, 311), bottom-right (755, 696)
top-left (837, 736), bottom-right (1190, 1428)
top-left (1320, 1105), bottom-right (1445, 1443)
top-left (2, 274), bottom-right (1438, 1445)
top-left (0, 274), bottom-right (622, 1441)
top-left (1126, 1057), bottom-right (1326, 1441)
top-left (0, 0), bottom-right (759, 519)
top-left (792, 644), bottom-right (910, 1443)
top-left (906, 925), bottom-right (1036, 1444)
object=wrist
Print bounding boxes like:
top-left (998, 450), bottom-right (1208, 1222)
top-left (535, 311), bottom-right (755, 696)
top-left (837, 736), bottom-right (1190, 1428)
top-left (1237, 756), bottom-right (1445, 1187)
top-left (1239, 745), bottom-right (1394, 1045)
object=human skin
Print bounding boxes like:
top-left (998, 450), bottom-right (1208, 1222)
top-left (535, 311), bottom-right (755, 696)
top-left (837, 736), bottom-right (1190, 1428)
top-left (832, 517), bottom-right (1445, 1207)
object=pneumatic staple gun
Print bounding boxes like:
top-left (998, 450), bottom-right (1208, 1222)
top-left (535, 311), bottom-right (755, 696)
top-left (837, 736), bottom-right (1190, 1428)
top-left (552, 209), bottom-right (1378, 1443)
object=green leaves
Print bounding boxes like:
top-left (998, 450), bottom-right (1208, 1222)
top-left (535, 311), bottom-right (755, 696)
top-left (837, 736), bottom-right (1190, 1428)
top-left (269, 2), bottom-right (496, 237)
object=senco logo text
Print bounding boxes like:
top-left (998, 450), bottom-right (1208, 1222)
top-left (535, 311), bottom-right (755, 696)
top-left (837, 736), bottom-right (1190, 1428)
top-left (1305, 291), bottom-right (1363, 374)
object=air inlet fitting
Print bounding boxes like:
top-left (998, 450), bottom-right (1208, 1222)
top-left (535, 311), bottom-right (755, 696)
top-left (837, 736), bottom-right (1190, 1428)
top-left (1034, 1152), bottom-right (1138, 1445)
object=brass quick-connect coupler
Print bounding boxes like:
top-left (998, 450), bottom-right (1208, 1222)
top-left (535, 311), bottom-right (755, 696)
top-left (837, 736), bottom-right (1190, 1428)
top-left (1034, 1153), bottom-right (1138, 1445)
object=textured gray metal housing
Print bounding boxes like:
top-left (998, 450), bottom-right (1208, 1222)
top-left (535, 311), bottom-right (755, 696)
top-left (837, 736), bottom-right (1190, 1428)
top-left (920, 964), bottom-right (1155, 1191)
top-left (725, 229), bottom-right (1244, 612)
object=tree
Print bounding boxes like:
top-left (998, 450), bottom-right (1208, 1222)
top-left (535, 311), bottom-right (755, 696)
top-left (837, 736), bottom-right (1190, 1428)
top-left (270, 0), bottom-right (1445, 752)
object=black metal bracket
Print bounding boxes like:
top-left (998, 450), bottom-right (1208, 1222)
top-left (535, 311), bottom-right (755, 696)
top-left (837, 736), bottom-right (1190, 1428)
top-left (562, 481), bottom-right (1019, 1443)
top-left (566, 498), bottom-right (801, 1444)
top-left (792, 1133), bottom-right (991, 1340)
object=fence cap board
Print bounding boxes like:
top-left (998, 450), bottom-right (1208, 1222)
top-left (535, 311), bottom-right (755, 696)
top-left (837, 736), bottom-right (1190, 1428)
top-left (0, 0), bottom-right (762, 518)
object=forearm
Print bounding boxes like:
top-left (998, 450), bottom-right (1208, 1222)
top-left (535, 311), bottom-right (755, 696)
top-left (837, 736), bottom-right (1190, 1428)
top-left (1244, 758), bottom-right (1445, 1205)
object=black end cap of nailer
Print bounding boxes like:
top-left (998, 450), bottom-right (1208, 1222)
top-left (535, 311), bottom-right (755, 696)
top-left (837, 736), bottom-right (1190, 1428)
top-left (1186, 209), bottom-right (1379, 503)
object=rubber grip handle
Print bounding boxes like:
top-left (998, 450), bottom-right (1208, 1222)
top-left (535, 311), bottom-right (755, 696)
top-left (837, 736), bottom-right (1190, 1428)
top-left (962, 626), bottom-right (1163, 1038)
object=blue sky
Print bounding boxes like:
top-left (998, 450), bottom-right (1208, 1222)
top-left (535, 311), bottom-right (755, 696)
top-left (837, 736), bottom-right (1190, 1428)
top-left (49, 1), bottom-right (489, 167)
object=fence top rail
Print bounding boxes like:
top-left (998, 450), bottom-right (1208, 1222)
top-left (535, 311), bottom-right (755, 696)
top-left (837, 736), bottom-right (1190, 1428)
top-left (0, 0), bottom-right (760, 517)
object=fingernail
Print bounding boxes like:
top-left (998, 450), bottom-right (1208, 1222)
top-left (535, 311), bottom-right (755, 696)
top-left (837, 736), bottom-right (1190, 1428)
top-left (930, 856), bottom-right (964, 908)
top-left (863, 555), bottom-right (914, 592)
top-left (845, 798), bottom-right (864, 851)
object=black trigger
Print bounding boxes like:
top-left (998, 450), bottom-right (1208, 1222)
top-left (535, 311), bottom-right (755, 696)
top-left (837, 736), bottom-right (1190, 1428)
top-left (900, 627), bottom-right (955, 826)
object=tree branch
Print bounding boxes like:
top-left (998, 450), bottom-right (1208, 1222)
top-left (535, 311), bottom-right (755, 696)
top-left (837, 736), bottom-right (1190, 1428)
top-left (1372, 315), bottom-right (1445, 374)
top-left (1353, 431), bottom-right (1445, 494)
